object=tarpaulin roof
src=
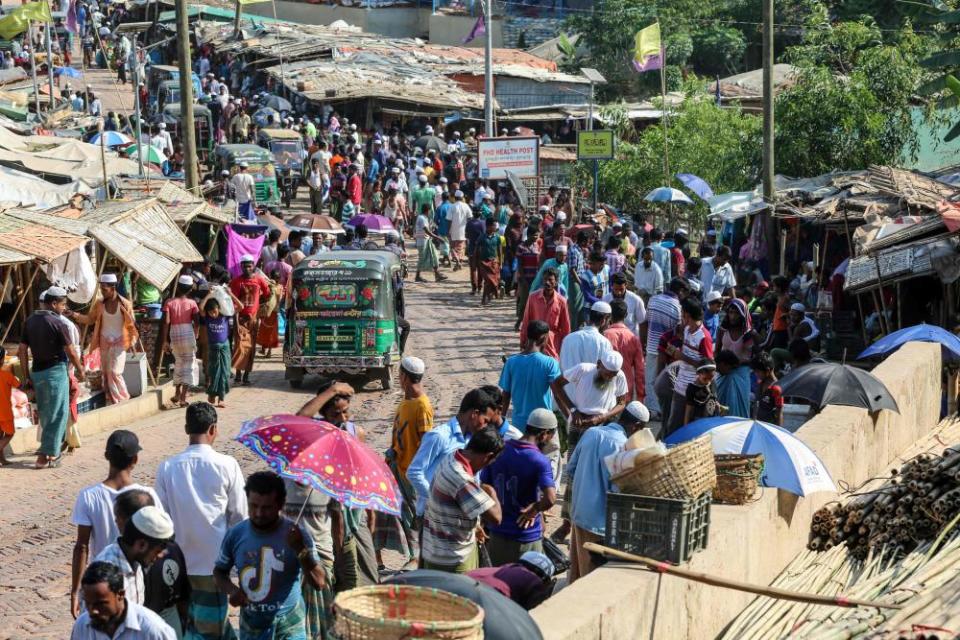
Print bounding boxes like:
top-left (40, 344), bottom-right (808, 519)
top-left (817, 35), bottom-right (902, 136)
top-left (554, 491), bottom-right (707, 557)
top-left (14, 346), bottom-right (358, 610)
top-left (0, 164), bottom-right (91, 209)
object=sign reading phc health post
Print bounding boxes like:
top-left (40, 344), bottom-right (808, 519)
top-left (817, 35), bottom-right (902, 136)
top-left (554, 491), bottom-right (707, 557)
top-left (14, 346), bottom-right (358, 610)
top-left (477, 136), bottom-right (540, 179)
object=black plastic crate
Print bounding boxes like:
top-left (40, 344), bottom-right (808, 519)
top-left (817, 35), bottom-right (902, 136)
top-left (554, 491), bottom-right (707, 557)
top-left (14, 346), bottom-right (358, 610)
top-left (603, 492), bottom-right (711, 564)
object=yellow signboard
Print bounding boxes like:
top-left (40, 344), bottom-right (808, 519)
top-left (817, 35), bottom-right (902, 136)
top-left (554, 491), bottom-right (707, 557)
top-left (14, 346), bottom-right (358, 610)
top-left (577, 130), bottom-right (615, 160)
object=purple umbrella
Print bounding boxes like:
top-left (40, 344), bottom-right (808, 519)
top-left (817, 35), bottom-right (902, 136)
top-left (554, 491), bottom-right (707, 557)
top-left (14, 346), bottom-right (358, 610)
top-left (346, 214), bottom-right (396, 233)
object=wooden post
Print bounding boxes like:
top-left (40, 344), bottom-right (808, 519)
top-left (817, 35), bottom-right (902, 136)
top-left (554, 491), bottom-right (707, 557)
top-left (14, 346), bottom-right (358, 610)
top-left (841, 212), bottom-right (869, 346)
top-left (0, 264), bottom-right (40, 345)
top-left (872, 255), bottom-right (890, 336)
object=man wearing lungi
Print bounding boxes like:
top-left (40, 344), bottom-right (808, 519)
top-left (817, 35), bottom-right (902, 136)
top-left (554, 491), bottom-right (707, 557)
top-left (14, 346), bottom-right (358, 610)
top-left (19, 286), bottom-right (84, 469)
top-left (70, 273), bottom-right (138, 404)
top-left (229, 254), bottom-right (270, 386)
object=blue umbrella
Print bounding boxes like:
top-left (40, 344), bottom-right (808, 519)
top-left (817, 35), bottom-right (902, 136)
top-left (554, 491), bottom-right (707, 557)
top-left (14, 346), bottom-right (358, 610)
top-left (858, 323), bottom-right (960, 363)
top-left (664, 417), bottom-right (837, 497)
top-left (54, 66), bottom-right (83, 79)
top-left (644, 186), bottom-right (694, 205)
top-left (675, 173), bottom-right (714, 200)
top-left (89, 131), bottom-right (132, 147)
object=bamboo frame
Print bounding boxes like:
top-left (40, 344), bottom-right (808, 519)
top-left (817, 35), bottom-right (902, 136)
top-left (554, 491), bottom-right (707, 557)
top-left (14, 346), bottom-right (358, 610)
top-left (582, 543), bottom-right (902, 610)
top-left (0, 264), bottom-right (40, 345)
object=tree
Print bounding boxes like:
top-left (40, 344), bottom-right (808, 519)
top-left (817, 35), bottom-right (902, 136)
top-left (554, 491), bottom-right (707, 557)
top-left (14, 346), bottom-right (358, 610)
top-left (775, 21), bottom-right (925, 174)
top-left (581, 90), bottom-right (761, 226)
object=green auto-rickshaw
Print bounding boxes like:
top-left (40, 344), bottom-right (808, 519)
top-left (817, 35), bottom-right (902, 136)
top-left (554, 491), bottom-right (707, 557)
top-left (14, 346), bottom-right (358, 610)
top-left (160, 103), bottom-right (214, 164)
top-left (213, 144), bottom-right (280, 208)
top-left (284, 251), bottom-right (403, 390)
top-left (257, 128), bottom-right (306, 206)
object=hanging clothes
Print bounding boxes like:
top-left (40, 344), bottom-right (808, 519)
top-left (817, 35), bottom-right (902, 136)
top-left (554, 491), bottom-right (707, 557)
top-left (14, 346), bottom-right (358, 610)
top-left (225, 224), bottom-right (267, 278)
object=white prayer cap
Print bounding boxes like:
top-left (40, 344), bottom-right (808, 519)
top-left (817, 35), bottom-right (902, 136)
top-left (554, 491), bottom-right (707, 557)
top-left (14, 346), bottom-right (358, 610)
top-left (599, 350), bottom-right (623, 372)
top-left (439, 177), bottom-right (448, 184)
top-left (526, 408), bottom-right (558, 431)
top-left (790, 302), bottom-right (806, 313)
top-left (556, 212), bottom-right (567, 222)
top-left (554, 244), bottom-right (568, 254)
top-left (624, 401), bottom-right (650, 423)
top-left (418, 174), bottom-right (428, 183)
top-left (159, 122), bottom-right (166, 129)
top-left (100, 273), bottom-right (118, 285)
top-left (591, 301), bottom-right (612, 315)
top-left (400, 356), bottom-right (425, 375)
top-left (539, 205), bottom-right (550, 212)
top-left (454, 190), bottom-right (464, 198)
top-left (45, 286), bottom-right (67, 299)
top-left (676, 228), bottom-right (688, 236)
top-left (240, 254), bottom-right (256, 263)
top-left (132, 506), bottom-right (175, 539)
top-left (178, 275), bottom-right (194, 286)
top-left (705, 290), bottom-right (722, 304)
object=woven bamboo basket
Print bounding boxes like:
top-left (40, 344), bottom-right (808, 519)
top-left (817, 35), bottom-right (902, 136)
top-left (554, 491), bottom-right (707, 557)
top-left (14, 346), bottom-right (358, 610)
top-left (333, 585), bottom-right (484, 640)
top-left (612, 434), bottom-right (717, 499)
top-left (713, 453), bottom-right (764, 505)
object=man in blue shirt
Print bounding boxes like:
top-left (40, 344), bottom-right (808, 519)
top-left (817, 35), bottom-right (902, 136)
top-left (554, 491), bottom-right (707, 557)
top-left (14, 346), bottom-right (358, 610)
top-left (500, 320), bottom-right (565, 432)
top-left (566, 401), bottom-right (650, 583)
top-left (406, 388), bottom-right (498, 516)
top-left (214, 471), bottom-right (326, 639)
top-left (649, 228), bottom-right (672, 281)
top-left (479, 409), bottom-right (558, 566)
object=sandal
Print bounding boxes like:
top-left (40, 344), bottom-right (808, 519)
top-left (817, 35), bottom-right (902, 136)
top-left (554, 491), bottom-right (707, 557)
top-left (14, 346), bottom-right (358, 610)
top-left (35, 455), bottom-right (62, 469)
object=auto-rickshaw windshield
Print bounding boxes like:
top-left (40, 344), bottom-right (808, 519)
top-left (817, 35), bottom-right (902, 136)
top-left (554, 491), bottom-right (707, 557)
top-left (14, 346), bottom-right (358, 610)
top-left (293, 279), bottom-right (388, 315)
top-left (270, 141), bottom-right (302, 165)
top-left (245, 163), bottom-right (275, 178)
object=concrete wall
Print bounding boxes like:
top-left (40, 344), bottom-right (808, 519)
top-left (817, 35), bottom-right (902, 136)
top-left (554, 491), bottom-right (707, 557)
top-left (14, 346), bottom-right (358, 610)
top-left (532, 342), bottom-right (943, 640)
top-left (428, 13), bottom-right (504, 47)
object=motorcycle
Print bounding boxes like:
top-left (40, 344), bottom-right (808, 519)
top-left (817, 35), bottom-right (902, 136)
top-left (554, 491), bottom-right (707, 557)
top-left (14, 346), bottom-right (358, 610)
top-left (279, 167), bottom-right (299, 208)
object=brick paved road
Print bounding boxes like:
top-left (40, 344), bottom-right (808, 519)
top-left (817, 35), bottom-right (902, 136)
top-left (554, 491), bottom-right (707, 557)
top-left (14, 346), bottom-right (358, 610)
top-left (0, 264), bottom-right (518, 639)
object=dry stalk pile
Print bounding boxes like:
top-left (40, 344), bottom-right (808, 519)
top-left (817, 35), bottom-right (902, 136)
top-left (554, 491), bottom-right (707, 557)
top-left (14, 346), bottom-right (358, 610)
top-left (809, 449), bottom-right (960, 559)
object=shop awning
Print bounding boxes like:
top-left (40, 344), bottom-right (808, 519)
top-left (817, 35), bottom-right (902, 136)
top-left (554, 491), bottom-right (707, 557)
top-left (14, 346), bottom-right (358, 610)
top-left (0, 213), bottom-right (89, 262)
top-left (89, 223), bottom-right (181, 289)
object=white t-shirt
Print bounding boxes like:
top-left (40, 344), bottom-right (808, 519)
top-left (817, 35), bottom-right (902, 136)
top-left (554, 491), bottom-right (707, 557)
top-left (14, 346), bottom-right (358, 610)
top-left (446, 201), bottom-right (472, 241)
top-left (231, 172), bottom-right (256, 204)
top-left (71, 483), bottom-right (162, 560)
top-left (563, 363), bottom-right (628, 416)
top-left (415, 214), bottom-right (429, 242)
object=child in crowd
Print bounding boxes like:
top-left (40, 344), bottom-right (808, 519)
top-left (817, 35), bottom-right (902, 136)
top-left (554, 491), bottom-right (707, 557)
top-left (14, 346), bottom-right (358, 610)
top-left (199, 298), bottom-right (231, 408)
top-left (751, 352), bottom-right (783, 425)
top-left (0, 346), bottom-right (20, 465)
top-left (683, 359), bottom-right (724, 425)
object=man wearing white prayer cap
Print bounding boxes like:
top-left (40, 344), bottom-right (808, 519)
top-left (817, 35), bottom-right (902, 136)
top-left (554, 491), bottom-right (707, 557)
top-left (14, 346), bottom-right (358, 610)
top-left (19, 285), bottom-right (84, 468)
top-left (68, 272), bottom-right (138, 405)
top-left (162, 274), bottom-right (202, 407)
top-left (565, 395), bottom-right (650, 583)
top-left (229, 253), bottom-right (271, 386)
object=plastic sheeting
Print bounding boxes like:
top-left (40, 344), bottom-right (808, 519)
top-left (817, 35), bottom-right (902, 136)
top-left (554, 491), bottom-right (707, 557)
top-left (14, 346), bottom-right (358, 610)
top-left (0, 164), bottom-right (91, 209)
top-left (45, 245), bottom-right (97, 304)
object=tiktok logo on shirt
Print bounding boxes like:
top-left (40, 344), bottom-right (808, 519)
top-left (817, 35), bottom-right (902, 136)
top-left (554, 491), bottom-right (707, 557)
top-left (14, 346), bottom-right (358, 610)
top-left (239, 546), bottom-right (286, 610)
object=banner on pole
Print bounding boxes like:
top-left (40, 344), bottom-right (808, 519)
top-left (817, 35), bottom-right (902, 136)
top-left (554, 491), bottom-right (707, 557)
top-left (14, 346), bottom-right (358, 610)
top-left (577, 130), bottom-right (615, 160)
top-left (0, 1), bottom-right (52, 39)
top-left (633, 22), bottom-right (663, 72)
top-left (477, 136), bottom-right (539, 179)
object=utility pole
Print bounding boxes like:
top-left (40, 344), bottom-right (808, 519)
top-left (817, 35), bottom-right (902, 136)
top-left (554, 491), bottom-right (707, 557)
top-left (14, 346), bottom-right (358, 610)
top-left (483, 0), bottom-right (494, 137)
top-left (762, 0), bottom-right (778, 270)
top-left (133, 50), bottom-right (144, 177)
top-left (28, 23), bottom-right (40, 116)
top-left (175, 0), bottom-right (200, 191)
top-left (234, 0), bottom-right (242, 36)
top-left (45, 24), bottom-right (54, 112)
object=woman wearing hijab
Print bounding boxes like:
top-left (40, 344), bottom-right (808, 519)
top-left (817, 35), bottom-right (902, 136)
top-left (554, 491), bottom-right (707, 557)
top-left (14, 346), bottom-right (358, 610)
top-left (714, 299), bottom-right (757, 419)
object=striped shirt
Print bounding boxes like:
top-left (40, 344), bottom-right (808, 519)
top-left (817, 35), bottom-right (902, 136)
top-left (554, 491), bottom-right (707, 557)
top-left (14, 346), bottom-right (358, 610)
top-left (644, 293), bottom-right (681, 355)
top-left (516, 243), bottom-right (541, 282)
top-left (567, 245), bottom-right (586, 278)
top-left (421, 451), bottom-right (495, 567)
top-left (605, 250), bottom-right (626, 275)
top-left (673, 323), bottom-right (715, 396)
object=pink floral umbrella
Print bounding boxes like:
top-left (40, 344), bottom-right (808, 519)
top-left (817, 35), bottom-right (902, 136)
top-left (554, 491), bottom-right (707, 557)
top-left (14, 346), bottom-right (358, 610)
top-left (237, 414), bottom-right (401, 516)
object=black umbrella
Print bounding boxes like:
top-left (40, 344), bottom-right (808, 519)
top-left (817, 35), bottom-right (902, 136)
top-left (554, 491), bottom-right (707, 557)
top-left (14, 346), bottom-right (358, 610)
top-left (383, 570), bottom-right (544, 640)
top-left (778, 362), bottom-right (899, 413)
top-left (260, 94), bottom-right (292, 113)
top-left (413, 134), bottom-right (447, 154)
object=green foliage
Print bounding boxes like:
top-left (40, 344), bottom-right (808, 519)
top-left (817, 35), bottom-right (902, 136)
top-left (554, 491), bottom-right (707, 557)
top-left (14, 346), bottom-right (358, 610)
top-left (690, 26), bottom-right (747, 77)
top-left (582, 93), bottom-right (761, 222)
top-left (775, 28), bottom-right (922, 174)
